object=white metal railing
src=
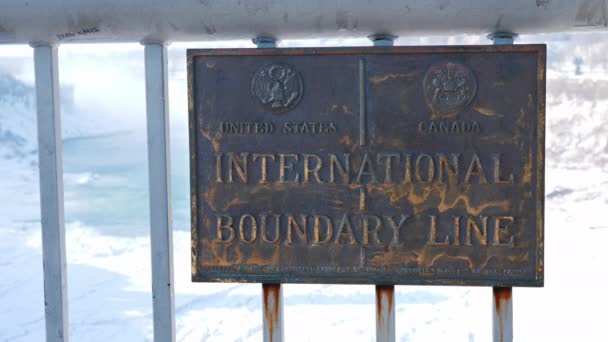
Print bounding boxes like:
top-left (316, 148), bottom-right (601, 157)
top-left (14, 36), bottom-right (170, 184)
top-left (2, 1), bottom-right (604, 44)
top-left (28, 31), bottom-right (519, 342)
top-left (32, 43), bottom-right (68, 342)
top-left (31, 40), bottom-right (178, 342)
top-left (144, 42), bottom-right (176, 342)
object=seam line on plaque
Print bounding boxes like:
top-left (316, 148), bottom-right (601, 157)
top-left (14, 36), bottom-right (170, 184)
top-left (359, 58), bottom-right (366, 146)
top-left (359, 187), bottom-right (366, 211)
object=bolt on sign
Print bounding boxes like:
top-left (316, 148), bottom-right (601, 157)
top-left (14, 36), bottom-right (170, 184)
top-left (188, 45), bottom-right (545, 286)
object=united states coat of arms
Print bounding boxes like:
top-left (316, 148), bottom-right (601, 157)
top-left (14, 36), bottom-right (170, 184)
top-left (251, 63), bottom-right (303, 113)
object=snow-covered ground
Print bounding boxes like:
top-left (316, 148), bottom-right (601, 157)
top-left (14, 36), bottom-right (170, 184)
top-left (1, 33), bottom-right (608, 341)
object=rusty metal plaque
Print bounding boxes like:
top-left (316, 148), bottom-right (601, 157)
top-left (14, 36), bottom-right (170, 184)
top-left (189, 45), bottom-right (545, 287)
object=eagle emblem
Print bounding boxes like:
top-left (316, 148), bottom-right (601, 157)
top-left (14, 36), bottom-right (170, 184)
top-left (423, 62), bottom-right (476, 118)
top-left (251, 64), bottom-right (303, 113)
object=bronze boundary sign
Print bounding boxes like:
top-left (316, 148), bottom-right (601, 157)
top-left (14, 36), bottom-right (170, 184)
top-left (189, 45), bottom-right (545, 287)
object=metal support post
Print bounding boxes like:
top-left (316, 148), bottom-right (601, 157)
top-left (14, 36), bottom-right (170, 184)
top-left (376, 285), bottom-right (396, 342)
top-left (262, 284), bottom-right (284, 342)
top-left (32, 42), bottom-right (69, 342)
top-left (369, 33), bottom-right (397, 342)
top-left (489, 31), bottom-right (515, 342)
top-left (493, 287), bottom-right (513, 342)
top-left (253, 35), bottom-right (284, 342)
top-left (143, 41), bottom-right (176, 342)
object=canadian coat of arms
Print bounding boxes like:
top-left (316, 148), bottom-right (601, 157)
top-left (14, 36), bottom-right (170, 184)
top-left (423, 62), bottom-right (476, 118)
top-left (251, 63), bottom-right (303, 113)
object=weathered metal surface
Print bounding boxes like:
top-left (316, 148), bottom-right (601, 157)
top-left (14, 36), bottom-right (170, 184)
top-left (491, 31), bottom-right (514, 342)
top-left (262, 284), bottom-right (284, 342)
top-left (493, 287), bottom-right (513, 342)
top-left (255, 36), bottom-right (284, 342)
top-left (33, 43), bottom-right (69, 342)
top-left (189, 45), bottom-right (545, 286)
top-left (1, 0), bottom-right (607, 44)
top-left (376, 285), bottom-right (395, 342)
top-left (144, 43), bottom-right (176, 342)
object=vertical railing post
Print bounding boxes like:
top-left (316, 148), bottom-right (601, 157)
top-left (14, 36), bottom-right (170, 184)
top-left (375, 285), bottom-right (395, 342)
top-left (492, 287), bottom-right (513, 342)
top-left (262, 283), bottom-right (284, 342)
top-left (368, 33), bottom-right (397, 342)
top-left (31, 42), bottom-right (69, 342)
top-left (143, 41), bottom-right (176, 342)
top-left (253, 35), bottom-right (285, 342)
top-left (489, 30), bottom-right (516, 342)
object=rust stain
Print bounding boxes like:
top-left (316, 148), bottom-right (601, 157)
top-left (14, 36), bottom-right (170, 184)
top-left (493, 286), bottom-right (512, 313)
top-left (339, 134), bottom-right (351, 145)
top-left (522, 145), bottom-right (533, 184)
top-left (493, 286), bottom-right (512, 342)
top-left (207, 240), bottom-right (246, 266)
top-left (474, 107), bottom-right (501, 116)
top-left (201, 128), bottom-right (222, 152)
top-left (263, 284), bottom-right (281, 342)
top-left (369, 73), bottom-right (415, 87)
top-left (376, 285), bottom-right (394, 327)
top-left (480, 251), bottom-right (529, 269)
top-left (373, 181), bottom-right (512, 215)
top-left (430, 109), bottom-right (459, 120)
top-left (373, 183), bottom-right (434, 209)
top-left (426, 253), bottom-right (474, 270)
top-left (437, 193), bottom-right (510, 216)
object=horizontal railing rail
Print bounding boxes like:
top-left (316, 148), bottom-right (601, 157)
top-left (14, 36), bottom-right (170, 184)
top-left (1, 0), bottom-right (608, 44)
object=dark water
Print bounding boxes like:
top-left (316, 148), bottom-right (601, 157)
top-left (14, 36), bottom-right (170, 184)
top-left (61, 130), bottom-right (190, 236)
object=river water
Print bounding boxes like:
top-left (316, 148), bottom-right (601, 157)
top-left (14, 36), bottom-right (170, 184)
top-left (62, 130), bottom-right (190, 236)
